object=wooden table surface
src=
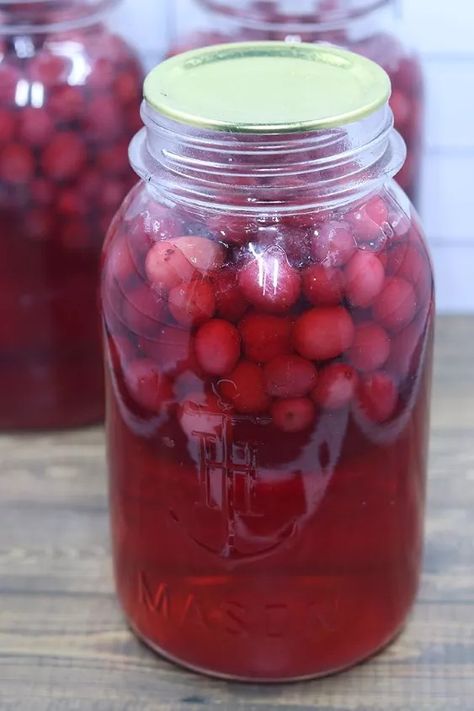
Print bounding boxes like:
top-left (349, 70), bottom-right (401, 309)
top-left (1, 315), bottom-right (473, 711)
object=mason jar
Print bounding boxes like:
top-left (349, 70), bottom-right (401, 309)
top-left (102, 42), bottom-right (434, 681)
top-left (0, 0), bottom-right (143, 428)
top-left (170, 0), bottom-right (424, 206)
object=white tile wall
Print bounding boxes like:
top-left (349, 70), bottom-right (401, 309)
top-left (117, 0), bottom-right (474, 312)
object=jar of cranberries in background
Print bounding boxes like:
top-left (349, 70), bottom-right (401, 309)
top-left (0, 0), bottom-right (143, 429)
top-left (170, 0), bottom-right (424, 206)
top-left (102, 43), bottom-right (434, 681)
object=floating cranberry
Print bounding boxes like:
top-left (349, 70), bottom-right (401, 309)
top-left (29, 52), bottom-right (70, 86)
top-left (87, 96), bottom-right (123, 140)
top-left (312, 220), bottom-right (356, 267)
top-left (114, 70), bottom-right (142, 104)
top-left (271, 397), bottom-right (315, 433)
top-left (302, 263), bottom-right (345, 306)
top-left (171, 235), bottom-right (226, 273)
top-left (312, 363), bottom-right (358, 410)
top-left (195, 319), bottom-right (241, 376)
top-left (208, 212), bottom-right (257, 246)
top-left (0, 143), bottom-right (35, 184)
top-left (168, 279), bottom-right (216, 327)
top-left (56, 189), bottom-right (88, 217)
top-left (0, 64), bottom-right (21, 103)
top-left (48, 85), bottom-right (85, 121)
top-left (293, 306), bottom-right (355, 361)
top-left (138, 325), bottom-right (192, 375)
top-left (19, 107), bottom-right (54, 147)
top-left (145, 241), bottom-right (195, 293)
top-left (357, 371), bottom-right (398, 423)
top-left (264, 354), bottom-right (318, 398)
top-left (346, 196), bottom-right (389, 242)
top-left (218, 360), bottom-right (270, 414)
top-left (239, 312), bottom-right (292, 363)
top-left (348, 322), bottom-right (391, 372)
top-left (373, 277), bottom-right (417, 332)
top-left (397, 243), bottom-right (432, 303)
top-left (213, 266), bottom-right (249, 322)
top-left (345, 252), bottom-right (385, 307)
top-left (238, 248), bottom-right (301, 314)
top-left (124, 359), bottom-right (172, 413)
top-left (0, 109), bottom-right (16, 145)
top-left (88, 56), bottom-right (116, 89)
top-left (122, 285), bottom-right (167, 338)
top-left (42, 133), bottom-right (87, 181)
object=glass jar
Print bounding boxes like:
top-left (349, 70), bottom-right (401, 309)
top-left (102, 43), bottom-right (434, 681)
top-left (170, 0), bottom-right (424, 206)
top-left (0, 0), bottom-right (143, 429)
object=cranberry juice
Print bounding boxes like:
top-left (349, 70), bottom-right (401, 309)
top-left (0, 21), bottom-right (142, 428)
top-left (103, 185), bottom-right (434, 680)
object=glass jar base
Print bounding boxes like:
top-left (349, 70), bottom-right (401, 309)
top-left (130, 620), bottom-right (408, 683)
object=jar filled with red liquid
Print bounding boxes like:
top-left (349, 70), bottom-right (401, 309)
top-left (170, 0), bottom-right (424, 206)
top-left (102, 42), bottom-right (434, 681)
top-left (0, 0), bottom-right (143, 429)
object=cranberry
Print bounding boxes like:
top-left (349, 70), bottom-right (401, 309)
top-left (138, 325), bottom-right (192, 375)
top-left (122, 285), bottom-right (167, 338)
top-left (29, 52), bottom-right (69, 86)
top-left (208, 212), bottom-right (257, 246)
top-left (56, 189), bottom-right (88, 217)
top-left (42, 133), bottom-right (87, 181)
top-left (357, 371), bottom-right (398, 423)
top-left (312, 220), bottom-right (356, 267)
top-left (114, 70), bottom-right (142, 104)
top-left (0, 143), bottom-right (35, 184)
top-left (19, 107), bottom-right (54, 147)
top-left (346, 196), bottom-right (389, 242)
top-left (239, 312), bottom-right (292, 363)
top-left (213, 266), bottom-right (249, 322)
top-left (145, 241), bottom-right (195, 293)
top-left (218, 360), bottom-right (270, 414)
top-left (168, 279), bottom-right (216, 327)
top-left (302, 264), bottom-right (345, 306)
top-left (238, 247), bottom-right (301, 314)
top-left (124, 359), bottom-right (172, 413)
top-left (373, 277), bottom-right (417, 332)
top-left (271, 397), bottom-right (315, 433)
top-left (49, 86), bottom-right (85, 121)
top-left (264, 354), bottom-right (317, 398)
top-left (312, 363), bottom-right (358, 410)
top-left (25, 209), bottom-right (54, 242)
top-left (97, 143), bottom-right (131, 176)
top-left (397, 243), bottom-right (432, 303)
top-left (31, 178), bottom-right (54, 206)
top-left (195, 319), bottom-right (241, 376)
top-left (0, 109), bottom-right (16, 145)
top-left (88, 57), bottom-right (116, 89)
top-left (171, 235), bottom-right (226, 273)
top-left (348, 322), bottom-right (391, 372)
top-left (87, 96), bottom-right (122, 139)
top-left (0, 64), bottom-right (21, 103)
top-left (345, 252), bottom-right (385, 307)
top-left (293, 306), bottom-right (354, 361)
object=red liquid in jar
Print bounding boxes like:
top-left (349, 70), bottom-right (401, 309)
top-left (0, 24), bottom-right (143, 428)
top-left (103, 185), bottom-right (434, 680)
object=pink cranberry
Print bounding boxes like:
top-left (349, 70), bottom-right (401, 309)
top-left (49, 86), bottom-right (85, 121)
top-left (122, 285), bottom-right (167, 338)
top-left (87, 96), bottom-right (122, 139)
top-left (56, 189), bottom-right (88, 217)
top-left (168, 279), bottom-right (216, 327)
top-left (264, 354), bottom-right (318, 398)
top-left (208, 212), bottom-right (257, 246)
top-left (239, 312), bottom-right (292, 363)
top-left (398, 243), bottom-right (432, 303)
top-left (312, 363), bottom-right (358, 410)
top-left (88, 56), bottom-right (116, 89)
top-left (213, 266), bottom-right (249, 322)
top-left (0, 63), bottom-right (21, 103)
top-left (97, 142), bottom-right (130, 176)
top-left (138, 325), bottom-right (192, 375)
top-left (114, 70), bottom-right (141, 104)
top-left (0, 143), bottom-right (35, 184)
top-left (0, 109), bottom-right (16, 145)
top-left (302, 263), bottom-right (345, 306)
top-left (29, 52), bottom-right (70, 86)
top-left (145, 241), bottom-right (195, 293)
top-left (348, 322), bottom-right (391, 372)
top-left (357, 371), bottom-right (398, 423)
top-left (386, 318), bottom-right (426, 381)
top-left (19, 107), bottom-right (54, 147)
top-left (293, 306), bottom-right (355, 361)
top-left (373, 277), bottom-right (417, 332)
top-left (218, 360), bottom-right (270, 414)
top-left (312, 220), bottom-right (356, 267)
top-left (124, 359), bottom-right (172, 412)
top-left (271, 397), bottom-right (315, 433)
top-left (346, 196), bottom-right (389, 242)
top-left (345, 252), bottom-right (385, 307)
top-left (195, 319), bottom-right (241, 376)
top-left (171, 236), bottom-right (226, 273)
top-left (42, 133), bottom-right (86, 180)
top-left (238, 248), bottom-right (301, 314)
top-left (100, 180), bottom-right (128, 211)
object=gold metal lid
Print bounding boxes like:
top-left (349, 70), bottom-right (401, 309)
top-left (144, 41), bottom-right (391, 134)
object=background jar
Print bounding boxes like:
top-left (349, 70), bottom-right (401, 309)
top-left (102, 43), bottom-right (434, 681)
top-left (0, 0), bottom-right (143, 429)
top-left (169, 0), bottom-right (424, 206)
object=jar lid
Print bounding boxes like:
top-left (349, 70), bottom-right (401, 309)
top-left (144, 41), bottom-right (391, 133)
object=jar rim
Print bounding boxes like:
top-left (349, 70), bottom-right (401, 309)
top-left (144, 42), bottom-right (391, 135)
top-left (0, 0), bottom-right (119, 34)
